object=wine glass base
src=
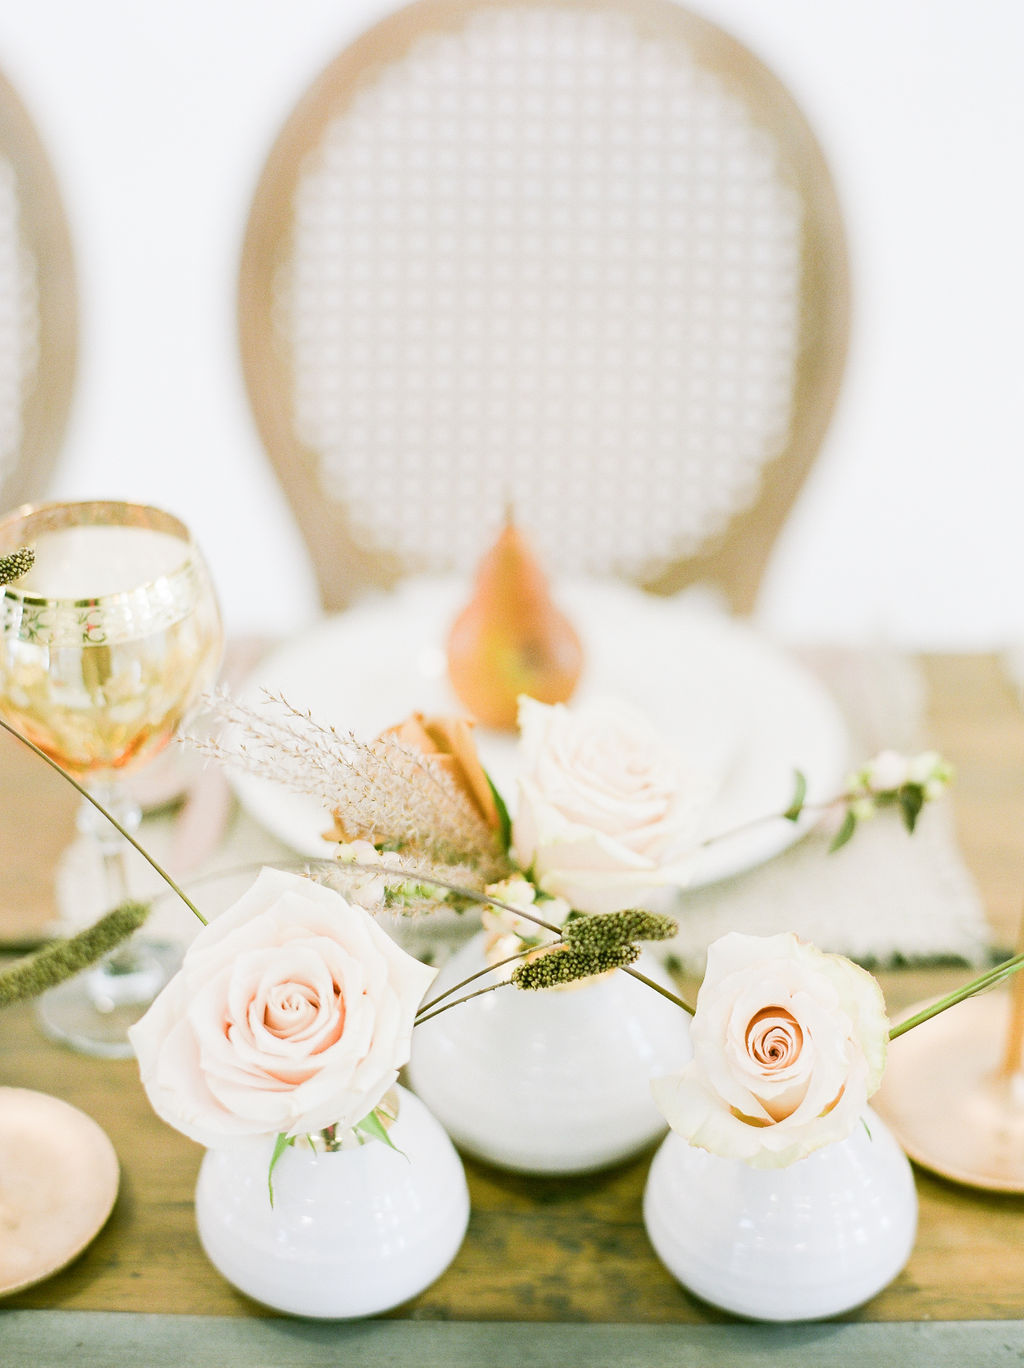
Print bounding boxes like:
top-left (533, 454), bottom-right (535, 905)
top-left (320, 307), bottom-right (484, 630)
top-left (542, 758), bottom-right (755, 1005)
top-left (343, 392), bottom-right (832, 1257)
top-left (34, 941), bottom-right (182, 1059)
top-left (874, 992), bottom-right (1024, 1192)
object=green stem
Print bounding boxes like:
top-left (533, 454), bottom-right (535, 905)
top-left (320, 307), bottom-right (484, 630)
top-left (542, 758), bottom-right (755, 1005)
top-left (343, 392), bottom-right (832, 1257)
top-left (0, 716), bottom-right (207, 926)
top-left (415, 941), bottom-right (563, 1019)
top-left (415, 980), bottom-right (506, 1025)
top-left (415, 954), bottom-right (698, 1026)
top-left (622, 965), bottom-right (695, 1015)
top-left (888, 950), bottom-right (1024, 1041)
top-left (697, 792), bottom-right (847, 851)
top-left (346, 860), bottom-right (700, 1017)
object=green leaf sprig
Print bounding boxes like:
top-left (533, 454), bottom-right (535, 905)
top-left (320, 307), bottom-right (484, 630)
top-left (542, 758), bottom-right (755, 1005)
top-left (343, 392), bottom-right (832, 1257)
top-left (770, 753), bottom-right (954, 855)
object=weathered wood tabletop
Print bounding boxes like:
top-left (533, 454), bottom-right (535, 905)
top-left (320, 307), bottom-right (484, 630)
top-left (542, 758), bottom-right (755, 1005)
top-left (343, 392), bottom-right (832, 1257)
top-left (2, 655), bottom-right (1024, 1361)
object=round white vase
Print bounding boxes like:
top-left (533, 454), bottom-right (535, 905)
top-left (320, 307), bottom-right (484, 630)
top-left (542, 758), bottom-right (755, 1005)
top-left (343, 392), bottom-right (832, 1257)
top-left (194, 1085), bottom-right (469, 1319)
top-left (407, 931), bottom-right (692, 1174)
top-left (643, 1106), bottom-right (917, 1321)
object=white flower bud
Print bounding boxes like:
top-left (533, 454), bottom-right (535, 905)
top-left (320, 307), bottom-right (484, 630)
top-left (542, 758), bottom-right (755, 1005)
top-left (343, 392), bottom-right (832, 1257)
top-left (866, 750), bottom-right (910, 793)
top-left (334, 840), bottom-right (387, 909)
top-left (906, 750), bottom-right (942, 786)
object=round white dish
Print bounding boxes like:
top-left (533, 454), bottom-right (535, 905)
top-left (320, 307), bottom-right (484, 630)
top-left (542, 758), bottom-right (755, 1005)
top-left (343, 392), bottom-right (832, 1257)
top-left (228, 578), bottom-right (849, 886)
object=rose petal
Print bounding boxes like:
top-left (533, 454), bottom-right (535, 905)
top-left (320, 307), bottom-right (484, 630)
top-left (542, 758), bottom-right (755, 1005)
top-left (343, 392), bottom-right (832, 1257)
top-left (128, 869), bottom-right (437, 1144)
top-left (652, 931), bottom-right (890, 1167)
top-left (511, 698), bottom-right (700, 915)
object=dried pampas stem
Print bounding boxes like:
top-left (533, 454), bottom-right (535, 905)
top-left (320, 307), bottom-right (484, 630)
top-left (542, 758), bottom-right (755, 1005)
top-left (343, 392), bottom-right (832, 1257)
top-left (192, 690), bottom-right (510, 883)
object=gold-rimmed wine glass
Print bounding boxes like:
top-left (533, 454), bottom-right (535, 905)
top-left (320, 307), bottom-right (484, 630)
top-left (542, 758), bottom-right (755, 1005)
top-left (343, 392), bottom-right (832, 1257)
top-left (0, 500), bottom-right (223, 1055)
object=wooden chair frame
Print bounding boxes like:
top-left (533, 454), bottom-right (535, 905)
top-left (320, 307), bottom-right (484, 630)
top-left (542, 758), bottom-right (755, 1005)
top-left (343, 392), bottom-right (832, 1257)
top-left (0, 67), bottom-right (76, 512)
top-left (239, 0), bottom-right (849, 613)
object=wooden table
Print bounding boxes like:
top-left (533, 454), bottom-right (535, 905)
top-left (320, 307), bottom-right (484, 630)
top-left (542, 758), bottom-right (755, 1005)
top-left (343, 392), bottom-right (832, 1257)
top-left (3, 655), bottom-right (1024, 1365)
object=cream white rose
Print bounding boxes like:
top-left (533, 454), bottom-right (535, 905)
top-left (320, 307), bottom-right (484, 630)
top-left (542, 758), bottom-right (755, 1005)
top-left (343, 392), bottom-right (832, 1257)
top-left (511, 696), bottom-right (699, 914)
top-left (651, 932), bottom-right (889, 1168)
top-left (128, 868), bottom-right (436, 1147)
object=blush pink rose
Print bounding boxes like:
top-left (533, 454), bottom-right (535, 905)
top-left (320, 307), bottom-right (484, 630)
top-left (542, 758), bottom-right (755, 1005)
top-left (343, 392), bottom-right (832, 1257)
top-left (651, 932), bottom-right (889, 1168)
top-left (511, 696), bottom-right (699, 914)
top-left (128, 868), bottom-right (436, 1147)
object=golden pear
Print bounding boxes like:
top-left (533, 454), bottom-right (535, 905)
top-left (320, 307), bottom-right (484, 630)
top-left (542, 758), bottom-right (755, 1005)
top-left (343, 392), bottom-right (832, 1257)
top-left (447, 521), bottom-right (584, 729)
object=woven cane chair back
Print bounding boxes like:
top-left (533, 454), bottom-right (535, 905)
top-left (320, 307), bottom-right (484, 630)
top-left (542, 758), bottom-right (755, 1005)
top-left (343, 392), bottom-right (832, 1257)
top-left (0, 66), bottom-right (76, 512)
top-left (240, 0), bottom-right (848, 612)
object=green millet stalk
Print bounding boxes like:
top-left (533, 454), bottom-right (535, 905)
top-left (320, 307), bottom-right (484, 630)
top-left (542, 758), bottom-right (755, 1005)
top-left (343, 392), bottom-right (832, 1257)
top-left (511, 942), bottom-right (640, 991)
top-left (563, 909), bottom-right (678, 956)
top-left (0, 901), bottom-right (152, 1007)
top-left (0, 546), bottom-right (34, 586)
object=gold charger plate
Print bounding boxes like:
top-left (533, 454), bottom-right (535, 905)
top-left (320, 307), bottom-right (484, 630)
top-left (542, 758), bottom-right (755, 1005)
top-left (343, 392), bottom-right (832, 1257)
top-left (875, 992), bottom-right (1024, 1193)
top-left (0, 1086), bottom-right (120, 1294)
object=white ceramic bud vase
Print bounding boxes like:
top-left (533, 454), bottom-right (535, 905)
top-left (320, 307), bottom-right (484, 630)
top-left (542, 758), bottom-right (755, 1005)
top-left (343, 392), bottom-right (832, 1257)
top-left (194, 1085), bottom-right (469, 1319)
top-left (643, 1106), bottom-right (917, 1321)
top-left (407, 931), bottom-right (692, 1174)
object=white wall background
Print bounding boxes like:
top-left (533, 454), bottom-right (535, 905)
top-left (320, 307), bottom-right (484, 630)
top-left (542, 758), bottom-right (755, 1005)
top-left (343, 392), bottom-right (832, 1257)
top-left (0, 0), bottom-right (1020, 648)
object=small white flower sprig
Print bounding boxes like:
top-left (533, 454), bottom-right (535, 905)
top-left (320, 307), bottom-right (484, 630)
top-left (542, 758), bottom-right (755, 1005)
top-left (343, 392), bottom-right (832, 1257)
top-left (743, 748), bottom-right (955, 857)
top-left (836, 749), bottom-right (955, 850)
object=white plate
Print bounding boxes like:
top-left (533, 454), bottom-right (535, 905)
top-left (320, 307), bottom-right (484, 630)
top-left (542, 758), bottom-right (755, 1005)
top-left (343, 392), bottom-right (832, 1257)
top-left (229, 579), bottom-right (850, 887)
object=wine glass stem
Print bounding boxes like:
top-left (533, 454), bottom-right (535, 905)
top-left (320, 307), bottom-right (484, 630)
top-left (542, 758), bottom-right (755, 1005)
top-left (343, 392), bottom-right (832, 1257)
top-left (70, 779), bottom-right (176, 1013)
top-left (78, 780), bottom-right (141, 920)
